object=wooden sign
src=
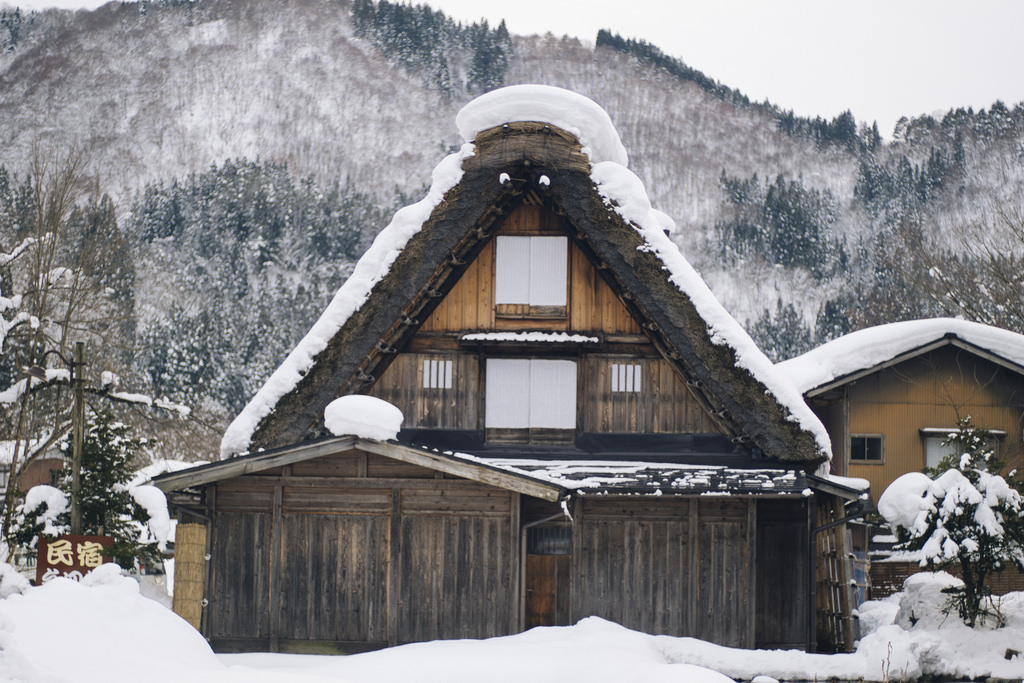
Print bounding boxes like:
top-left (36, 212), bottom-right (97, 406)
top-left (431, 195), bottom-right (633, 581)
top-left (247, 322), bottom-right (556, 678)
top-left (36, 534), bottom-right (114, 584)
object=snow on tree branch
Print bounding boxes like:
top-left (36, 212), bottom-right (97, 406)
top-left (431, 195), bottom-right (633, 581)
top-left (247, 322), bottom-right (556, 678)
top-left (878, 417), bottom-right (1024, 626)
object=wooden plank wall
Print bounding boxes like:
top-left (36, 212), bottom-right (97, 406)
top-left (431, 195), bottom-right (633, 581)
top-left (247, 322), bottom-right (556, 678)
top-left (398, 488), bottom-right (515, 643)
top-left (371, 352), bottom-right (722, 434)
top-left (583, 357), bottom-right (723, 434)
top-left (572, 498), bottom-right (756, 648)
top-left (418, 205), bottom-right (641, 336)
top-left (207, 506), bottom-right (273, 644)
top-left (277, 501), bottom-right (390, 645)
top-left (870, 561), bottom-right (1024, 599)
top-left (697, 500), bottom-right (752, 646)
top-left (846, 346), bottom-right (1024, 500)
top-left (203, 461), bottom-right (813, 652)
top-left (369, 352), bottom-right (479, 429)
top-left (204, 452), bottom-right (517, 652)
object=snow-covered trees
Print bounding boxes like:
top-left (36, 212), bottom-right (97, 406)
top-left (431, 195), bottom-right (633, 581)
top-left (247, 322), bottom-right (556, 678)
top-left (913, 202), bottom-right (1024, 334)
top-left (9, 409), bottom-right (163, 567)
top-left (127, 159), bottom-right (390, 415)
top-left (715, 172), bottom-right (845, 279)
top-left (0, 149), bottom-right (181, 543)
top-left (352, 0), bottom-right (512, 95)
top-left (878, 418), bottom-right (1024, 626)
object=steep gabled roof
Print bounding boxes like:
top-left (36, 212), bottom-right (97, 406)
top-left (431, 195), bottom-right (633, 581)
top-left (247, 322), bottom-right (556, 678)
top-left (221, 86), bottom-right (829, 465)
top-left (778, 318), bottom-right (1024, 396)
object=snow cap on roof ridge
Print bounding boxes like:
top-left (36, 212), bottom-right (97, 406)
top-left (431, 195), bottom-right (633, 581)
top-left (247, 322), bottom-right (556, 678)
top-left (778, 318), bottom-right (1024, 395)
top-left (455, 84), bottom-right (629, 166)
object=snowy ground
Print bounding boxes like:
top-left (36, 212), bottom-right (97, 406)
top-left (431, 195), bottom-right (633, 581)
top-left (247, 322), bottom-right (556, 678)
top-left (1, 564), bottom-right (1022, 683)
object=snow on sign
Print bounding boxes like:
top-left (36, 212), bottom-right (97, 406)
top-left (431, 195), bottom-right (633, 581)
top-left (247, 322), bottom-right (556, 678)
top-left (36, 534), bottom-right (114, 584)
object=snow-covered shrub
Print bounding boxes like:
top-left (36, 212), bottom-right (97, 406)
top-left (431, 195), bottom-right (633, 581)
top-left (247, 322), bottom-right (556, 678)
top-left (878, 417), bottom-right (1024, 626)
top-left (0, 560), bottom-right (30, 598)
top-left (894, 571), bottom-right (964, 629)
top-left (8, 485), bottom-right (69, 549)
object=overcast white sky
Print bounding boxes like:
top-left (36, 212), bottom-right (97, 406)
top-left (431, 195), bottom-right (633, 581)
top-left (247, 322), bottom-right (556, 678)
top-left (9, 0), bottom-right (1024, 137)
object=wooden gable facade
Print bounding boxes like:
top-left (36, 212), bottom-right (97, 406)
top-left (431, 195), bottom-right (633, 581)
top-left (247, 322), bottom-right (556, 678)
top-left (159, 103), bottom-right (862, 656)
top-left (367, 202), bottom-right (721, 442)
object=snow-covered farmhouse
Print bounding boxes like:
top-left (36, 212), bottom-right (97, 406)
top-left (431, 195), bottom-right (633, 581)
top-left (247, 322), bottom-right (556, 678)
top-left (779, 319), bottom-right (1024, 594)
top-left (155, 86), bottom-right (865, 654)
top-left (779, 319), bottom-right (1024, 506)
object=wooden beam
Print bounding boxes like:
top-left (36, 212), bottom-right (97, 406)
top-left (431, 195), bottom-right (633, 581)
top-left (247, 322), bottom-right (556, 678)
top-left (268, 483), bottom-right (283, 652)
top-left (510, 492), bottom-right (521, 634)
top-left (746, 498), bottom-right (756, 649)
top-left (153, 437), bottom-right (358, 491)
top-left (157, 436), bottom-right (564, 502)
top-left (688, 498), bottom-right (699, 636)
top-left (357, 440), bottom-right (564, 502)
top-left (388, 487), bottom-right (401, 648)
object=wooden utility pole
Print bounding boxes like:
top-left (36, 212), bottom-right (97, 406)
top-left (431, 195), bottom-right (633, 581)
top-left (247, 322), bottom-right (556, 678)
top-left (70, 341), bottom-right (85, 536)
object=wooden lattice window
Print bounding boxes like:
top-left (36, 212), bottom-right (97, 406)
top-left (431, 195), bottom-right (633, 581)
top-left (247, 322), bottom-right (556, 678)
top-left (421, 359), bottom-right (453, 389)
top-left (610, 363), bottom-right (642, 393)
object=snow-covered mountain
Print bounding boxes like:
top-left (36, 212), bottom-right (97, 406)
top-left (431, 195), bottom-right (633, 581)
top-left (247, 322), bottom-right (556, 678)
top-left (2, 0), bottom-right (1022, 455)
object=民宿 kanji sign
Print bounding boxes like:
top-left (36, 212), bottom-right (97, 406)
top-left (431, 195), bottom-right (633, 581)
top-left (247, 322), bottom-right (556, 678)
top-left (36, 534), bottom-right (114, 584)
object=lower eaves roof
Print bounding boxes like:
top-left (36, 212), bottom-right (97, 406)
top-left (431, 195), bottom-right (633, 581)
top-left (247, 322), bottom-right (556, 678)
top-left (475, 458), bottom-right (811, 497)
top-left (153, 436), bottom-right (866, 502)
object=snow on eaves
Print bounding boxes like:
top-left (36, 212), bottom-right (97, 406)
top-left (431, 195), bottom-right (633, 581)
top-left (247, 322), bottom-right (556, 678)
top-left (443, 452), bottom-right (809, 496)
top-left (220, 144), bottom-right (473, 457)
top-left (460, 331), bottom-right (599, 343)
top-left (777, 318), bottom-right (1024, 395)
top-left (589, 162), bottom-right (830, 459)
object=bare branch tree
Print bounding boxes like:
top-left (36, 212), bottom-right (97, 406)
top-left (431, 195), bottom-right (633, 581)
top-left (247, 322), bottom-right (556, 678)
top-left (0, 146), bottom-right (175, 543)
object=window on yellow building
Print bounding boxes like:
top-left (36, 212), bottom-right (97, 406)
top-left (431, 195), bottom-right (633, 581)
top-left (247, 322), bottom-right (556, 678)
top-left (850, 435), bottom-right (883, 462)
top-left (920, 428), bottom-right (1004, 470)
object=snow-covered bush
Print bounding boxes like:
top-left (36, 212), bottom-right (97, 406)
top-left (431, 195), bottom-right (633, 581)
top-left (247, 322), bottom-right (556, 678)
top-left (878, 417), bottom-right (1024, 626)
top-left (0, 560), bottom-right (30, 598)
top-left (894, 571), bottom-right (964, 629)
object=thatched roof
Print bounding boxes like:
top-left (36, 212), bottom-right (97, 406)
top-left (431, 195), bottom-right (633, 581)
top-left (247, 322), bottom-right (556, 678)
top-left (223, 116), bottom-right (829, 466)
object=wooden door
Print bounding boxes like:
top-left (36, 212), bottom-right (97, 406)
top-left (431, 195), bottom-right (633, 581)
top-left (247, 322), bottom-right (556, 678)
top-left (525, 554), bottom-right (571, 627)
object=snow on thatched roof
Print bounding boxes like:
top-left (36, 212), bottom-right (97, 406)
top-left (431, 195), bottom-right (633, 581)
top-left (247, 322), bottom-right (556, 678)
top-left (221, 85), bottom-right (830, 464)
top-left (455, 84), bottom-right (629, 166)
top-left (778, 318), bottom-right (1024, 395)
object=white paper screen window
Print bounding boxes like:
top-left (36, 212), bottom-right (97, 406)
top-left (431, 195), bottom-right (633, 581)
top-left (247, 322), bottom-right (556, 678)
top-left (485, 358), bottom-right (576, 428)
top-left (422, 359), bottom-right (453, 389)
top-left (610, 363), bottom-right (642, 393)
top-left (494, 236), bottom-right (567, 306)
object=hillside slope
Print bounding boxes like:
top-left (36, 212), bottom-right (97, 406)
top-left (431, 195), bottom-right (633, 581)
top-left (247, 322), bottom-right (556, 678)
top-left (1, 0), bottom-right (1023, 459)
